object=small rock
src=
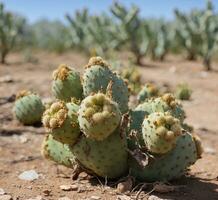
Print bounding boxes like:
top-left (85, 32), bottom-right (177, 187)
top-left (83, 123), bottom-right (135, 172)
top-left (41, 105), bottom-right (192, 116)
top-left (117, 177), bottom-right (133, 193)
top-left (60, 184), bottom-right (78, 191)
top-left (116, 195), bottom-right (131, 200)
top-left (0, 194), bottom-right (13, 200)
top-left (18, 170), bottom-right (39, 181)
top-left (19, 135), bottom-right (28, 143)
top-left (58, 197), bottom-right (71, 200)
top-left (89, 196), bottom-right (101, 200)
top-left (148, 195), bottom-right (166, 200)
top-left (0, 75), bottom-right (13, 83)
top-left (204, 147), bottom-right (216, 155)
top-left (42, 189), bottom-right (51, 196)
top-left (0, 188), bottom-right (5, 195)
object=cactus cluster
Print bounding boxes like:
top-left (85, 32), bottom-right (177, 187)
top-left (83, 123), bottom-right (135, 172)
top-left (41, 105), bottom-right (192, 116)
top-left (14, 57), bottom-right (202, 182)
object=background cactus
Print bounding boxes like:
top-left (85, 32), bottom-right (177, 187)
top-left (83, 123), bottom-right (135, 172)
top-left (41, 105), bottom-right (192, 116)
top-left (0, 3), bottom-right (25, 63)
top-left (137, 83), bottom-right (159, 103)
top-left (78, 93), bottom-right (121, 141)
top-left (42, 101), bottom-right (80, 144)
top-left (175, 83), bottom-right (192, 100)
top-left (13, 90), bottom-right (45, 125)
top-left (52, 64), bottom-right (83, 102)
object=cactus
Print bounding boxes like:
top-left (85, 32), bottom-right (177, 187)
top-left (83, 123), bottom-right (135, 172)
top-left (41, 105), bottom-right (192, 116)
top-left (41, 134), bottom-right (76, 167)
top-left (78, 93), bottom-right (121, 141)
top-left (52, 64), bottom-right (83, 102)
top-left (111, 2), bottom-right (150, 65)
top-left (0, 3), bottom-right (25, 63)
top-left (142, 112), bottom-right (182, 154)
top-left (83, 57), bottom-right (129, 113)
top-left (71, 129), bottom-right (128, 179)
top-left (13, 90), bottom-right (45, 125)
top-left (175, 83), bottom-right (192, 100)
top-left (129, 132), bottom-right (201, 182)
top-left (174, 1), bottom-right (218, 70)
top-left (42, 101), bottom-right (80, 144)
top-left (137, 83), bottom-right (159, 103)
top-left (135, 93), bottom-right (185, 122)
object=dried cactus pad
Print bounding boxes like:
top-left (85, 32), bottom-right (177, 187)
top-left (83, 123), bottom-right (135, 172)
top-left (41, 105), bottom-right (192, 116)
top-left (129, 132), bottom-right (199, 182)
top-left (42, 101), bottom-right (80, 144)
top-left (71, 129), bottom-right (128, 179)
top-left (78, 93), bottom-right (121, 141)
top-left (41, 134), bottom-right (76, 167)
top-left (52, 64), bottom-right (83, 101)
top-left (83, 57), bottom-right (129, 113)
top-left (142, 112), bottom-right (182, 154)
top-left (13, 90), bottom-right (45, 125)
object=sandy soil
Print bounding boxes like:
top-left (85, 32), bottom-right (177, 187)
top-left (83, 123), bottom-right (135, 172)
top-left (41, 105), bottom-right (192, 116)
top-left (0, 52), bottom-right (218, 200)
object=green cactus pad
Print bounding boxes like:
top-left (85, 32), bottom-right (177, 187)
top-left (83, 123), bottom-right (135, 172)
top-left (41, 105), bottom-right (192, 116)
top-left (83, 57), bottom-right (129, 113)
top-left (137, 83), bottom-right (159, 103)
top-left (135, 94), bottom-right (185, 123)
top-left (42, 101), bottom-right (80, 144)
top-left (129, 132), bottom-right (199, 182)
top-left (13, 90), bottom-right (45, 125)
top-left (71, 129), bottom-right (128, 179)
top-left (78, 93), bottom-right (121, 141)
top-left (41, 134), bottom-right (76, 167)
top-left (142, 112), bottom-right (182, 154)
top-left (52, 64), bottom-right (83, 102)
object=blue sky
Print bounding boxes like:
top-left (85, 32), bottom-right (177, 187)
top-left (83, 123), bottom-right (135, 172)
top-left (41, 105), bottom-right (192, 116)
top-left (1, 0), bottom-right (217, 23)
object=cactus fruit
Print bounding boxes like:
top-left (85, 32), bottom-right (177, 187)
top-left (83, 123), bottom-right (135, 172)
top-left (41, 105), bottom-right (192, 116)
top-left (42, 101), bottom-right (80, 144)
top-left (13, 90), bottom-right (45, 125)
top-left (175, 83), bottom-right (192, 100)
top-left (78, 93), bottom-right (121, 141)
top-left (83, 57), bottom-right (129, 113)
top-left (129, 132), bottom-right (199, 182)
top-left (41, 134), bottom-right (76, 167)
top-left (52, 64), bottom-right (83, 101)
top-left (71, 129), bottom-right (128, 178)
top-left (142, 112), bottom-right (182, 154)
top-left (137, 83), bottom-right (159, 103)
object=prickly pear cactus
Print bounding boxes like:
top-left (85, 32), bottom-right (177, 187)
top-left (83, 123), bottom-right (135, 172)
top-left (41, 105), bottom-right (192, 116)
top-left (142, 112), bottom-right (182, 154)
top-left (129, 132), bottom-right (200, 182)
top-left (42, 134), bottom-right (76, 167)
top-left (135, 94), bottom-right (185, 122)
top-left (83, 57), bottom-right (129, 113)
top-left (137, 83), bottom-right (159, 103)
top-left (175, 83), bottom-right (192, 100)
top-left (71, 129), bottom-right (128, 178)
top-left (42, 101), bottom-right (80, 144)
top-left (13, 90), bottom-right (45, 125)
top-left (52, 64), bottom-right (83, 101)
top-left (78, 93), bottom-right (121, 141)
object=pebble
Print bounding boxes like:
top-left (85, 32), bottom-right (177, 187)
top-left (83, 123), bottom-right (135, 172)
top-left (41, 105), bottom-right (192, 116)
top-left (58, 197), bottom-right (71, 200)
top-left (60, 184), bottom-right (78, 191)
top-left (89, 196), bottom-right (101, 200)
top-left (0, 195), bottom-right (13, 200)
top-left (0, 188), bottom-right (5, 195)
top-left (26, 196), bottom-right (44, 200)
top-left (18, 170), bottom-right (39, 181)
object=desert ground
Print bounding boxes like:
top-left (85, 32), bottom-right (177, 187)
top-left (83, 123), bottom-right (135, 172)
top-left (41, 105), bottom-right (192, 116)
top-left (0, 52), bottom-right (218, 200)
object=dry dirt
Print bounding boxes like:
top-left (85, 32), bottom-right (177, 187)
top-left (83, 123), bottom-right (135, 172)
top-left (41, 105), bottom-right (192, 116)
top-left (0, 52), bottom-right (218, 200)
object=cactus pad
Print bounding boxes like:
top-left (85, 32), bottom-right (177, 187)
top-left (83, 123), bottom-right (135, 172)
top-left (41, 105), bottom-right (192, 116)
top-left (13, 90), bottom-right (45, 125)
top-left (42, 101), bottom-right (80, 144)
top-left (78, 93), bottom-right (121, 141)
top-left (142, 112), bottom-right (182, 154)
top-left (52, 64), bottom-right (83, 101)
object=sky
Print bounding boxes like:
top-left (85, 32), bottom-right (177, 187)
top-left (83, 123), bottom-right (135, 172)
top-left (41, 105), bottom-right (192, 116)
top-left (1, 0), bottom-right (217, 24)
